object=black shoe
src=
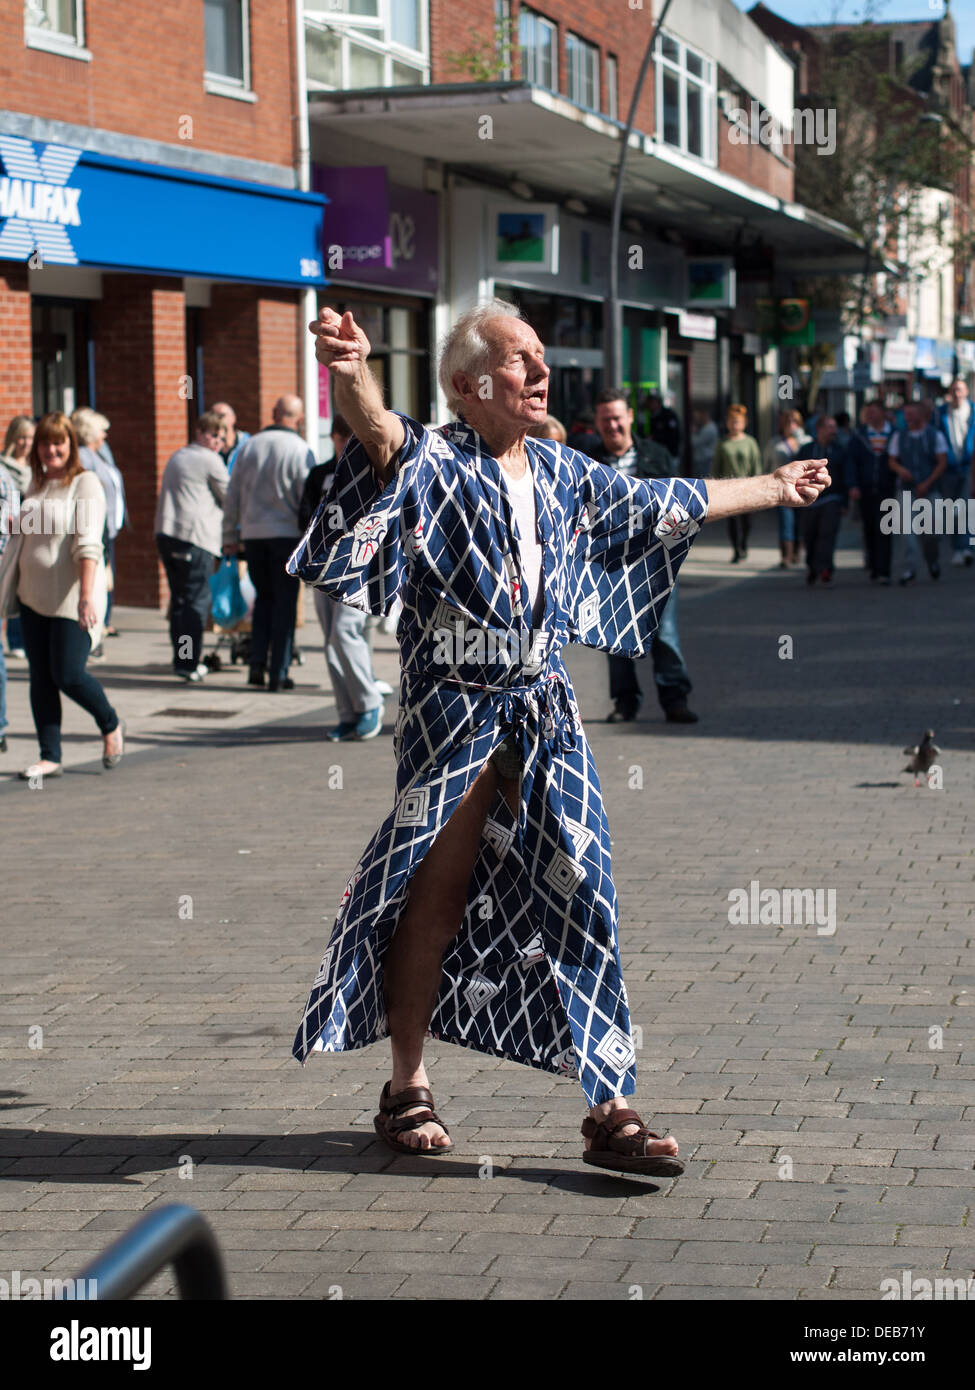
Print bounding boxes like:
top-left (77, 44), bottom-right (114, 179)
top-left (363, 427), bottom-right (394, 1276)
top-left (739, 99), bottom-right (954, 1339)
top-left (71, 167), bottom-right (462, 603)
top-left (965, 553), bottom-right (974, 568)
top-left (730, 553), bottom-right (741, 564)
top-left (665, 701), bottom-right (699, 725)
top-left (606, 704), bottom-right (637, 723)
top-left (899, 570), bottom-right (916, 586)
top-left (928, 562), bottom-right (940, 580)
top-left (806, 568), bottom-right (817, 585)
top-left (0, 735), bottom-right (6, 753)
top-left (247, 667), bottom-right (266, 688)
top-left (268, 677), bottom-right (295, 693)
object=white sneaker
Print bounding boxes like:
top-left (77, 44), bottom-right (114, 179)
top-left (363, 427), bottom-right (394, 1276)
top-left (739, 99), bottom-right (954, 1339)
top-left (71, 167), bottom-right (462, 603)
top-left (375, 679), bottom-right (394, 697)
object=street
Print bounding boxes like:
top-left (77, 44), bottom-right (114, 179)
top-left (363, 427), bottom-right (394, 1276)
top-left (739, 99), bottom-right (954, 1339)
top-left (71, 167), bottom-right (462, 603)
top-left (2, 511), bottom-right (974, 1301)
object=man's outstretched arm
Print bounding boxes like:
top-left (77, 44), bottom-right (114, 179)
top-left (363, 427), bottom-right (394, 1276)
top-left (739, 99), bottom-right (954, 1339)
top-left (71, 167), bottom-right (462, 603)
top-left (310, 308), bottom-right (405, 483)
top-left (704, 458), bottom-right (831, 521)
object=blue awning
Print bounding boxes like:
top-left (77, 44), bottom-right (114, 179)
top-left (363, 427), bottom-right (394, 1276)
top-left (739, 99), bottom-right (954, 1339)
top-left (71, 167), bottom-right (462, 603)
top-left (0, 135), bottom-right (328, 287)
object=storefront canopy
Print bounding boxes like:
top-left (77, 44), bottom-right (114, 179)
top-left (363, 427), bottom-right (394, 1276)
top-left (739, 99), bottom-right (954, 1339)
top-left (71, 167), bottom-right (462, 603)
top-left (307, 81), bottom-right (864, 274)
top-left (0, 135), bottom-right (327, 287)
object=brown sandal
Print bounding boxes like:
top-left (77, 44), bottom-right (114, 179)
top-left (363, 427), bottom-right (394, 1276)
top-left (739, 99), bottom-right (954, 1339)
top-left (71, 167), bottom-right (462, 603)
top-left (374, 1082), bottom-right (452, 1156)
top-left (581, 1109), bottom-right (684, 1177)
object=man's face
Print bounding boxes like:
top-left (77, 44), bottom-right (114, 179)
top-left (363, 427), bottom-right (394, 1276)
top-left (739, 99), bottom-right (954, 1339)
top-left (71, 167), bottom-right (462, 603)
top-left (197, 425), bottom-right (223, 451)
top-left (332, 432), bottom-right (350, 458)
top-left (594, 400), bottom-right (634, 454)
top-left (465, 318), bottom-right (549, 432)
top-left (948, 380), bottom-right (968, 408)
top-left (865, 404), bottom-right (885, 430)
top-left (818, 416), bottom-right (837, 445)
top-left (905, 404), bottom-right (923, 431)
top-left (726, 412), bottom-right (745, 436)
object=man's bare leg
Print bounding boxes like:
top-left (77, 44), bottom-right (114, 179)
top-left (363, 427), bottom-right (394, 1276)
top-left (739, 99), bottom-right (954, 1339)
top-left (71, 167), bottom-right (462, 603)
top-left (383, 760), bottom-right (519, 1149)
top-left (383, 760), bottom-right (678, 1159)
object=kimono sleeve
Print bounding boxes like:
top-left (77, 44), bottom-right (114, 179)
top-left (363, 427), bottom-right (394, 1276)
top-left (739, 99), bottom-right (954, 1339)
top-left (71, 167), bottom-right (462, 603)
top-left (565, 454), bottom-right (709, 656)
top-left (286, 412), bottom-right (431, 616)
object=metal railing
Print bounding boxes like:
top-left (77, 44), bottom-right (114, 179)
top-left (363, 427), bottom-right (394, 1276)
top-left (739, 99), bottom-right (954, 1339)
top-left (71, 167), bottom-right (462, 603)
top-left (60, 1204), bottom-right (228, 1300)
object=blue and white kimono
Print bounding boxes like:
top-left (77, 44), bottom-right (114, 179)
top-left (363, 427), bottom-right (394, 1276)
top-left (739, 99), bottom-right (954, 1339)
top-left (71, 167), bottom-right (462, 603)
top-left (288, 415), bottom-right (709, 1106)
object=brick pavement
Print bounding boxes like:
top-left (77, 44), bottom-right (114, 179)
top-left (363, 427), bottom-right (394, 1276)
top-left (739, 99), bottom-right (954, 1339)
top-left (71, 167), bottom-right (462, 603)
top-left (2, 512), bottom-right (974, 1300)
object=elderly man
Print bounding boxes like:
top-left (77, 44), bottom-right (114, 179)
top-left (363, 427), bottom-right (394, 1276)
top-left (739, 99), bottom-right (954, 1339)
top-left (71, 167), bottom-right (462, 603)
top-left (290, 300), bottom-right (829, 1172)
top-left (222, 395), bottom-right (315, 691)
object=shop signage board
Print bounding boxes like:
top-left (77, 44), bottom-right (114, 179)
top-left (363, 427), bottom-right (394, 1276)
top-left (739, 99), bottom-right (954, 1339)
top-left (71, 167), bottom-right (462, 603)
top-left (0, 134), bottom-right (327, 286)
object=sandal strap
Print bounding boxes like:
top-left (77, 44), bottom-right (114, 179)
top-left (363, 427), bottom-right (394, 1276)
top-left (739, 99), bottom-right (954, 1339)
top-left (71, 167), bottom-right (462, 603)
top-left (583, 1110), bottom-right (665, 1154)
top-left (386, 1108), bottom-right (449, 1138)
top-left (380, 1083), bottom-right (435, 1116)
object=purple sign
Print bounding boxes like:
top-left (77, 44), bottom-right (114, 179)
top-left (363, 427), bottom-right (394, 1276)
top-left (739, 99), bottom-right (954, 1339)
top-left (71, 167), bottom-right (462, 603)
top-left (313, 165), bottom-right (438, 293)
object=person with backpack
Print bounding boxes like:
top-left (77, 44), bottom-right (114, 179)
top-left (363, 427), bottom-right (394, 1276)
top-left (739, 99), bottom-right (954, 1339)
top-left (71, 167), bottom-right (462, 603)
top-left (934, 378), bottom-right (975, 567)
top-left (888, 401), bottom-right (948, 584)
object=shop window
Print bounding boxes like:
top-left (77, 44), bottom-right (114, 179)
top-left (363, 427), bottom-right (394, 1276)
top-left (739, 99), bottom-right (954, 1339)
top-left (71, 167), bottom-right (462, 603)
top-left (654, 31), bottom-right (716, 164)
top-left (24, 0), bottom-right (90, 59)
top-left (305, 0), bottom-right (428, 91)
top-left (519, 8), bottom-right (556, 92)
top-left (205, 0), bottom-right (253, 98)
top-left (566, 33), bottom-right (598, 111)
top-left (325, 296), bottom-right (431, 422)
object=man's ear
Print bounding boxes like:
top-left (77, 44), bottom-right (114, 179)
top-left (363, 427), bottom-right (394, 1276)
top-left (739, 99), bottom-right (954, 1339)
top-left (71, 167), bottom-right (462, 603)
top-left (452, 371), bottom-right (475, 406)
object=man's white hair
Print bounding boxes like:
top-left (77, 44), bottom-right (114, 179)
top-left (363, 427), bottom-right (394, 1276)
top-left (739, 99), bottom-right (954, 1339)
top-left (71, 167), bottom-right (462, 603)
top-left (438, 298), bottom-right (525, 416)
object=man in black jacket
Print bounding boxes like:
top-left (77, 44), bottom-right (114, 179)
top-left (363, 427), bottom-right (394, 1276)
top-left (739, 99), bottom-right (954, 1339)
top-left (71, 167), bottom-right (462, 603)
top-left (590, 388), bottom-right (698, 724)
top-left (846, 400), bottom-right (895, 584)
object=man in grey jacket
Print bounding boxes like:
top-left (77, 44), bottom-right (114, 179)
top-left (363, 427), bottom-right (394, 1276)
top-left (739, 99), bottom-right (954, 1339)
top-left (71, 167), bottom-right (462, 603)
top-left (155, 412), bottom-right (228, 681)
top-left (222, 395), bottom-right (315, 691)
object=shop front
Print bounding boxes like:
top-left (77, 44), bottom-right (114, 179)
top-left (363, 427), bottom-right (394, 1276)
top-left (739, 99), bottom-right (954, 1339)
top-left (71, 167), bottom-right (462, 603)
top-left (0, 133), bottom-right (327, 604)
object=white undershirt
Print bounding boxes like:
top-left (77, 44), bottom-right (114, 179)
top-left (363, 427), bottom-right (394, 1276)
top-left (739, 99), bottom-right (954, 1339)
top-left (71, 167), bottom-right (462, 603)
top-left (501, 462), bottom-right (544, 626)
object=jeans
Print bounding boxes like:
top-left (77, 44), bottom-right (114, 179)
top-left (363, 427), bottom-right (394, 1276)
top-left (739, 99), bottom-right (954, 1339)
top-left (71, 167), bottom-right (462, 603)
top-left (801, 500), bottom-right (843, 575)
top-left (0, 639), bottom-right (6, 734)
top-left (6, 613), bottom-right (23, 651)
top-left (19, 601), bottom-right (119, 763)
top-left (243, 537), bottom-right (301, 683)
top-left (608, 586), bottom-right (692, 713)
top-left (104, 534), bottom-right (115, 626)
top-left (157, 534), bottom-right (217, 673)
top-left (778, 506), bottom-right (796, 546)
top-left (939, 471), bottom-right (970, 553)
top-left (899, 484), bottom-right (941, 575)
top-left (858, 492), bottom-right (893, 579)
top-left (313, 588), bottom-right (381, 723)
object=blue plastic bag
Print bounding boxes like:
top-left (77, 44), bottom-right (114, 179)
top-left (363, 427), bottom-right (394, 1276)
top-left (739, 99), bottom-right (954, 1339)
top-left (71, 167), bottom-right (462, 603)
top-left (209, 558), bottom-right (248, 628)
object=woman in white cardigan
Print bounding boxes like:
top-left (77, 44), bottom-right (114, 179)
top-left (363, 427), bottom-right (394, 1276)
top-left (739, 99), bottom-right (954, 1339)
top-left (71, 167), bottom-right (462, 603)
top-left (12, 413), bottom-right (123, 779)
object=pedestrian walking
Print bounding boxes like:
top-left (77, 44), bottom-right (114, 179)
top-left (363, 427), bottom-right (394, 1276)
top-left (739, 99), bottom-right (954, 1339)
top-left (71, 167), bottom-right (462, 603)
top-left (889, 401), bottom-right (948, 584)
top-left (155, 412), bottom-right (229, 681)
top-left (290, 299), bottom-right (829, 1165)
top-left (1, 414), bottom-right (35, 658)
top-left (0, 413), bottom-right (123, 779)
top-left (212, 401), bottom-right (252, 476)
top-left (300, 414), bottom-right (385, 741)
top-left (764, 409), bottom-right (810, 568)
top-left (222, 395), bottom-right (315, 692)
top-left (797, 415), bottom-right (848, 585)
top-left (589, 388), bottom-right (697, 724)
top-left (690, 407), bottom-right (719, 477)
top-left (0, 465), bottom-right (12, 752)
top-left (645, 390), bottom-right (681, 471)
top-left (714, 404), bottom-right (762, 561)
top-left (934, 378), bottom-right (975, 567)
top-left (72, 408), bottom-right (127, 640)
top-left (847, 399), bottom-right (895, 584)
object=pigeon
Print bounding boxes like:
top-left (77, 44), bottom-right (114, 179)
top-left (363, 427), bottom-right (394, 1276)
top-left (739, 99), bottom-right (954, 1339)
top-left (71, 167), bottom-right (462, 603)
top-left (903, 729), bottom-right (940, 786)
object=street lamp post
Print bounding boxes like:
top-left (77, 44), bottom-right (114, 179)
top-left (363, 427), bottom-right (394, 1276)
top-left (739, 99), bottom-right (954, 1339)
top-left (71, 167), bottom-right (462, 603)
top-left (604, 0), bottom-right (676, 391)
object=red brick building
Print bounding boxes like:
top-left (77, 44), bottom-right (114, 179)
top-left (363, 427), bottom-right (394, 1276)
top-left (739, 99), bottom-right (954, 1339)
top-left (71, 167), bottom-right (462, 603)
top-left (0, 1), bottom-right (324, 605)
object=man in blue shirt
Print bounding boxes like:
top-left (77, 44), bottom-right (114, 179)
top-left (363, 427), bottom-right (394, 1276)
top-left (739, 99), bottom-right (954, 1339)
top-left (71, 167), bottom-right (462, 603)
top-left (934, 378), bottom-right (975, 567)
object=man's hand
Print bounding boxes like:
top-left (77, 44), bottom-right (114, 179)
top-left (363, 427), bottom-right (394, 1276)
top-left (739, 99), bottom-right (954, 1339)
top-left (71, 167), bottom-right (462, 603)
top-left (310, 307), bottom-right (405, 477)
top-left (916, 479), bottom-right (931, 498)
top-left (311, 308), bottom-right (370, 376)
top-left (773, 458), bottom-right (831, 507)
top-left (222, 543), bottom-right (241, 557)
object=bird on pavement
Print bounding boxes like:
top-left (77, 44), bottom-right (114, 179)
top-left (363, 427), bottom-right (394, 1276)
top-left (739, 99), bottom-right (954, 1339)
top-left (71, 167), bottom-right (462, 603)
top-left (903, 730), bottom-right (940, 787)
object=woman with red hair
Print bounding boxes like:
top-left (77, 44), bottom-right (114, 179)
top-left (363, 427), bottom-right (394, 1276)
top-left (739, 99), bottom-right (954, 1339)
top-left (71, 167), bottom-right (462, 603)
top-left (11, 412), bottom-right (123, 779)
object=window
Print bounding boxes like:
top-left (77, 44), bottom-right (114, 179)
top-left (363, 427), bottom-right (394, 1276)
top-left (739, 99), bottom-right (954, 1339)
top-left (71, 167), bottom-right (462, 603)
top-left (305, 1), bottom-right (429, 91)
top-left (24, 0), bottom-right (89, 58)
top-left (606, 54), bottom-right (618, 120)
top-left (205, 0), bottom-right (252, 96)
top-left (495, 0), bottom-right (512, 81)
top-left (519, 7), bottom-right (556, 92)
top-left (654, 31), bottom-right (716, 162)
top-left (566, 32), bottom-right (598, 111)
